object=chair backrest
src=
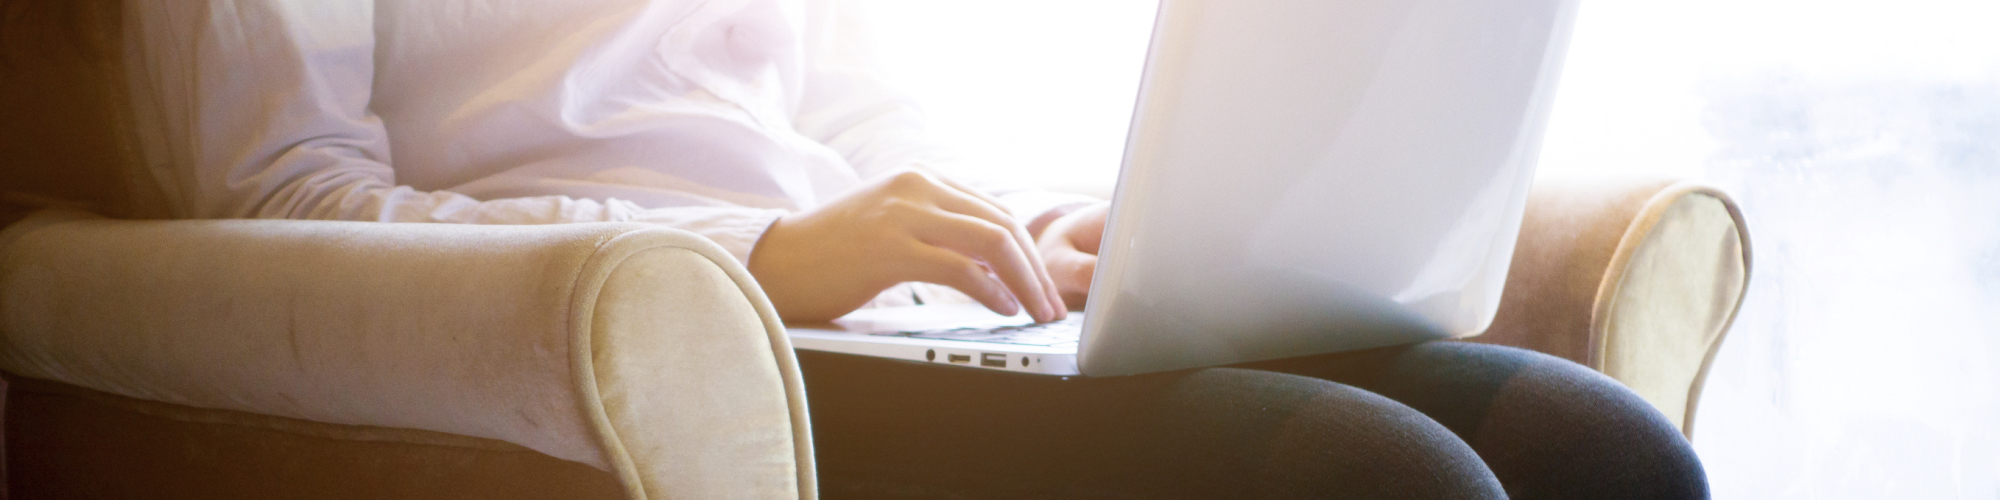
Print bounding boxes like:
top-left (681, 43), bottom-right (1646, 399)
top-left (1, 0), bottom-right (140, 217)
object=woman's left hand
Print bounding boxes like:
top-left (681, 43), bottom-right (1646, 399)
top-left (1035, 202), bottom-right (1111, 310)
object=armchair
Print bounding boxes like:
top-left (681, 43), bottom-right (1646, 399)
top-left (1, 0), bottom-right (1750, 496)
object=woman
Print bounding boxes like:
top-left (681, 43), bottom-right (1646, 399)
top-left (125, 0), bottom-right (1705, 497)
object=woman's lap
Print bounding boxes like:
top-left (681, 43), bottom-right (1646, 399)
top-left (796, 341), bottom-right (1705, 499)
top-left (1243, 342), bottom-right (1709, 498)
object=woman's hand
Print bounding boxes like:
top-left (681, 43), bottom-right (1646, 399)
top-left (1035, 202), bottom-right (1111, 310)
top-left (746, 170), bottom-right (1066, 323)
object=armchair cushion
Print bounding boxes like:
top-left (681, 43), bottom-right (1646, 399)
top-left (0, 210), bottom-right (813, 499)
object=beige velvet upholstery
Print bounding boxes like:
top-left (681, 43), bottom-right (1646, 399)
top-left (0, 210), bottom-right (815, 499)
top-left (1471, 176), bottom-right (1751, 437)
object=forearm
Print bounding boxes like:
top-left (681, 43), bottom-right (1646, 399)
top-left (273, 173), bottom-right (785, 263)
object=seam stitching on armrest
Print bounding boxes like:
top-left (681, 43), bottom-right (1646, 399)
top-left (565, 229), bottom-right (655, 500)
top-left (1589, 182), bottom-right (1752, 439)
top-left (563, 226), bottom-right (815, 500)
top-left (1677, 188), bottom-right (1753, 439)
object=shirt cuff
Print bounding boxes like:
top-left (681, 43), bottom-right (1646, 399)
top-left (620, 204), bottom-right (789, 265)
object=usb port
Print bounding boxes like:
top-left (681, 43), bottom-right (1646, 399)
top-left (947, 353), bottom-right (972, 364)
top-left (980, 353), bottom-right (1008, 368)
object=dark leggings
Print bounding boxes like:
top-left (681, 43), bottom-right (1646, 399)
top-left (798, 341), bottom-right (1707, 499)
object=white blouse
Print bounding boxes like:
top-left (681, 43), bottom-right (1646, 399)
top-left (124, 0), bottom-right (1093, 265)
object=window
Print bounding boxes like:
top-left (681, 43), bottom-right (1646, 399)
top-left (865, 2), bottom-right (2000, 496)
top-left (862, 0), bottom-right (1155, 198)
top-left (1545, 2), bottom-right (2000, 498)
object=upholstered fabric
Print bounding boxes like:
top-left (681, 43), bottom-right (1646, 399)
top-left (5, 375), bottom-right (626, 499)
top-left (0, 210), bottom-right (813, 499)
top-left (0, 0), bottom-right (138, 217)
top-left (1472, 176), bottom-right (1750, 436)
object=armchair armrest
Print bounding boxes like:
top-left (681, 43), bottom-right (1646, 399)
top-left (0, 210), bottom-right (814, 499)
top-left (1470, 176), bottom-right (1751, 437)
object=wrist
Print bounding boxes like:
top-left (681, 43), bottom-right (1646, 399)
top-left (742, 212), bottom-right (792, 269)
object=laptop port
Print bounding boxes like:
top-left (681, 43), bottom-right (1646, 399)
top-left (980, 353), bottom-right (1008, 368)
top-left (947, 353), bottom-right (972, 364)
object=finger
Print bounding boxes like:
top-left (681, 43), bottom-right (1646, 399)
top-left (923, 178), bottom-right (1068, 320)
top-left (901, 242), bottom-right (1021, 317)
top-left (888, 169), bottom-right (1065, 320)
top-left (930, 173), bottom-right (1070, 319)
top-left (930, 171), bottom-right (1015, 216)
top-left (910, 210), bottom-right (1060, 322)
top-left (1070, 203), bottom-right (1111, 254)
top-left (1039, 237), bottom-right (1099, 309)
top-left (1055, 253), bottom-right (1096, 308)
top-left (1053, 250), bottom-right (1097, 297)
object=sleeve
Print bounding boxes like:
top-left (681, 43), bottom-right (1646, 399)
top-left (787, 0), bottom-right (1099, 229)
top-left (123, 0), bottom-right (784, 262)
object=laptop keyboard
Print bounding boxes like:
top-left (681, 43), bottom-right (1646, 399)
top-left (869, 317), bottom-right (1082, 347)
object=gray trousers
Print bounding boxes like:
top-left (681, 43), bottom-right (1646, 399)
top-left (798, 341), bottom-right (1707, 499)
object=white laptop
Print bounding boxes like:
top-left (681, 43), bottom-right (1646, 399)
top-left (788, 0), bottom-right (1580, 377)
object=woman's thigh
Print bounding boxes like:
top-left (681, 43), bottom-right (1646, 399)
top-left (1244, 342), bottom-right (1709, 499)
top-left (796, 349), bottom-right (1505, 499)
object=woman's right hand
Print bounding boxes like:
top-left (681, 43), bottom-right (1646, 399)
top-left (745, 169), bottom-right (1066, 323)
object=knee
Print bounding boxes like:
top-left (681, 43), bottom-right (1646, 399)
top-left (1390, 344), bottom-right (1710, 498)
top-left (1157, 368), bottom-right (1506, 499)
top-left (1484, 360), bottom-right (1709, 498)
